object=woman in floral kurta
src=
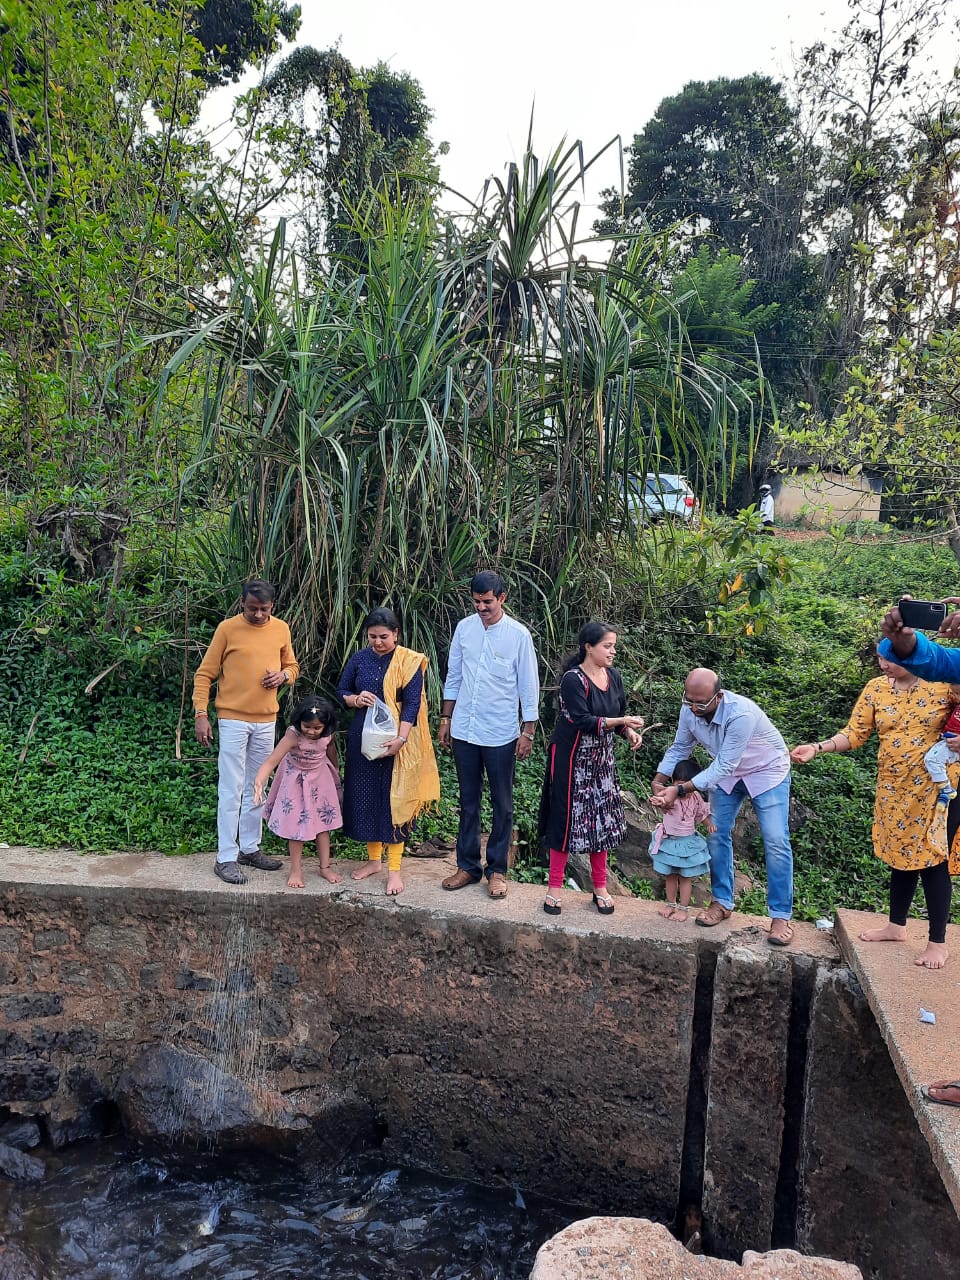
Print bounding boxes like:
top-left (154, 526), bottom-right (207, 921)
top-left (791, 652), bottom-right (960, 968)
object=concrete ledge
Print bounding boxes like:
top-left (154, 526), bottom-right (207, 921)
top-left (0, 846), bottom-right (837, 953)
top-left (835, 908), bottom-right (960, 1217)
top-left (8, 848), bottom-right (960, 1277)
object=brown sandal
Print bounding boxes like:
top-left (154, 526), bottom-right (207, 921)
top-left (695, 901), bottom-right (732, 928)
top-left (442, 868), bottom-right (480, 891)
top-left (488, 873), bottom-right (508, 899)
top-left (768, 920), bottom-right (794, 947)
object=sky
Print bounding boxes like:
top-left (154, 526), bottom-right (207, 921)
top-left (290, 0), bottom-right (859, 214)
top-left (200, 0), bottom-right (957, 229)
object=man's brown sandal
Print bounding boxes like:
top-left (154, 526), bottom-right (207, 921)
top-left (695, 901), bottom-right (732, 927)
top-left (442, 868), bottom-right (479, 891)
top-left (767, 920), bottom-right (794, 947)
top-left (488, 873), bottom-right (508, 899)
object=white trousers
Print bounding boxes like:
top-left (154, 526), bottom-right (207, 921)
top-left (216, 719), bottom-right (276, 863)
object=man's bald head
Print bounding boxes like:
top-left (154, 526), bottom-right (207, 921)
top-left (684, 668), bottom-right (722, 716)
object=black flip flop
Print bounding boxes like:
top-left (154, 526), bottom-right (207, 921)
top-left (923, 1082), bottom-right (960, 1108)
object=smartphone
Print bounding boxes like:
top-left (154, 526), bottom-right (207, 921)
top-left (897, 598), bottom-right (947, 631)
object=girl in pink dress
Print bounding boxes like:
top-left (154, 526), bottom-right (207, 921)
top-left (650, 758), bottom-right (715, 921)
top-left (253, 696), bottom-right (343, 889)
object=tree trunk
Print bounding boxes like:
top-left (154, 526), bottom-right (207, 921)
top-left (944, 504), bottom-right (960, 568)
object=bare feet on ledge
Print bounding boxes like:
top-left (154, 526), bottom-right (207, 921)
top-left (318, 866), bottom-right (342, 884)
top-left (287, 873), bottom-right (304, 889)
top-left (657, 904), bottom-right (689, 922)
top-left (351, 862), bottom-right (383, 881)
top-left (916, 941), bottom-right (948, 969)
top-left (386, 871), bottom-right (404, 896)
top-left (858, 922), bottom-right (907, 943)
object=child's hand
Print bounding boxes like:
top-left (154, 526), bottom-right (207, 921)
top-left (707, 819), bottom-right (717, 834)
top-left (790, 744), bottom-right (818, 764)
top-left (253, 777), bottom-right (266, 806)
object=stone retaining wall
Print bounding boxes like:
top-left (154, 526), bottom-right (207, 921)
top-left (0, 857), bottom-right (958, 1278)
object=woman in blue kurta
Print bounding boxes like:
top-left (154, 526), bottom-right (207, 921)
top-left (337, 608), bottom-right (440, 895)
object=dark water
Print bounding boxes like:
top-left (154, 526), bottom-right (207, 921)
top-left (0, 1140), bottom-right (575, 1279)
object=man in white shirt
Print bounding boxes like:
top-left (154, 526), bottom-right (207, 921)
top-left (438, 571), bottom-right (540, 899)
top-left (651, 667), bottom-right (795, 945)
top-left (759, 483), bottom-right (775, 533)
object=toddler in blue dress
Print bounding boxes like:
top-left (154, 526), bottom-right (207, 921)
top-left (650, 758), bottom-right (715, 921)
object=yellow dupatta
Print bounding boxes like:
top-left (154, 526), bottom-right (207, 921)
top-left (382, 646), bottom-right (441, 833)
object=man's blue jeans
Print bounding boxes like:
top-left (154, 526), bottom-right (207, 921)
top-left (707, 775), bottom-right (794, 920)
top-left (451, 738), bottom-right (517, 879)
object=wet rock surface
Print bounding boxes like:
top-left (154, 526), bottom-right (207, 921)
top-left (116, 1045), bottom-right (314, 1148)
top-left (0, 1116), bottom-right (41, 1150)
top-left (0, 1138), bottom-right (44, 1181)
top-left (531, 1218), bottom-right (863, 1278)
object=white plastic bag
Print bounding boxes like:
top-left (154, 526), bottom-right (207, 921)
top-left (361, 697), bottom-right (398, 760)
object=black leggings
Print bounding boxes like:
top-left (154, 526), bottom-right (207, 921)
top-left (888, 862), bottom-right (952, 943)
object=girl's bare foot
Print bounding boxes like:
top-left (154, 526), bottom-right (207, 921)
top-left (386, 871), bottom-right (404, 896)
top-left (916, 942), bottom-right (948, 969)
top-left (318, 866), bottom-right (341, 884)
top-left (351, 862), bottom-right (383, 880)
top-left (658, 904), bottom-right (678, 919)
top-left (858, 922), bottom-right (908, 943)
top-left (287, 873), bottom-right (305, 889)
top-left (673, 906), bottom-right (690, 922)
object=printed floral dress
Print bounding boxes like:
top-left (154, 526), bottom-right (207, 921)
top-left (841, 676), bottom-right (960, 871)
top-left (538, 667), bottom-right (628, 855)
top-left (263, 730), bottom-right (342, 841)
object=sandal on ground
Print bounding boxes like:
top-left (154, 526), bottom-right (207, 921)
top-left (923, 1081), bottom-right (960, 1108)
top-left (543, 894), bottom-right (562, 916)
top-left (592, 891), bottom-right (615, 915)
top-left (768, 920), bottom-right (794, 947)
top-left (695, 901), bottom-right (732, 928)
top-left (442, 868), bottom-right (480, 891)
top-left (488, 873), bottom-right (508, 899)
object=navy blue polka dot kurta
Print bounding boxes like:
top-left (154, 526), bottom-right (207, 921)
top-left (337, 647), bottom-right (424, 842)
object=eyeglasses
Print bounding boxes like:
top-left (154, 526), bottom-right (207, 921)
top-left (682, 690), bottom-right (721, 710)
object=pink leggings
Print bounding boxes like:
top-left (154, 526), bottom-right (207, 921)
top-left (549, 848), bottom-right (607, 891)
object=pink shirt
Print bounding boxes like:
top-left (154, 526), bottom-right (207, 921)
top-left (661, 791), bottom-right (711, 837)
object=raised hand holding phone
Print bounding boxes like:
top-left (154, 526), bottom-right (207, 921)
top-left (897, 597), bottom-right (948, 632)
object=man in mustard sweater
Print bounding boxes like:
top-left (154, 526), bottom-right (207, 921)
top-left (193, 580), bottom-right (300, 884)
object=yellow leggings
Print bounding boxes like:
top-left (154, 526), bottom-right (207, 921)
top-left (366, 841), bottom-right (404, 872)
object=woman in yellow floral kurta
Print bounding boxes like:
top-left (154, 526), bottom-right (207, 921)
top-left (791, 652), bottom-right (960, 969)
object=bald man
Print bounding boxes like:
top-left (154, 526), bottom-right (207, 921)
top-left (651, 668), bottom-right (794, 945)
